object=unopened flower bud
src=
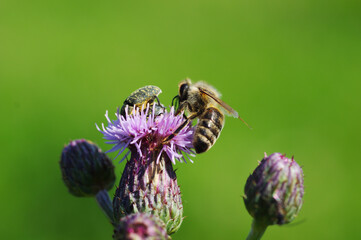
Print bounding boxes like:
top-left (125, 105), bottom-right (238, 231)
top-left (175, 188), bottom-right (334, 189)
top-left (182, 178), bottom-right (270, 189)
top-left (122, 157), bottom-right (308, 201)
top-left (113, 213), bottom-right (169, 240)
top-left (244, 153), bottom-right (304, 226)
top-left (60, 139), bottom-right (116, 197)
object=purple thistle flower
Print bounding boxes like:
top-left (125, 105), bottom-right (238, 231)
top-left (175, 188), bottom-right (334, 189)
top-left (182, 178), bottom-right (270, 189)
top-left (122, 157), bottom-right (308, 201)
top-left (97, 104), bottom-right (194, 235)
top-left (96, 104), bottom-right (195, 164)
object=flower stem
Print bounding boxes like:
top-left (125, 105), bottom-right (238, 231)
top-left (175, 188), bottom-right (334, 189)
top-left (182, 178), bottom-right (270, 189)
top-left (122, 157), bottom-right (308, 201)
top-left (246, 219), bottom-right (268, 240)
top-left (95, 189), bottom-right (114, 226)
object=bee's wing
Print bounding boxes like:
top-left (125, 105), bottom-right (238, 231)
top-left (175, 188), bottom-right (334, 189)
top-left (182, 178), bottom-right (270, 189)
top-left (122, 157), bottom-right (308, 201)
top-left (199, 87), bottom-right (251, 129)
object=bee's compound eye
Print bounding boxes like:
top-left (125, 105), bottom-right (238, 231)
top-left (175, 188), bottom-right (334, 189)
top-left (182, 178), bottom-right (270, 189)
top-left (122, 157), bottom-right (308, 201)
top-left (179, 83), bottom-right (189, 100)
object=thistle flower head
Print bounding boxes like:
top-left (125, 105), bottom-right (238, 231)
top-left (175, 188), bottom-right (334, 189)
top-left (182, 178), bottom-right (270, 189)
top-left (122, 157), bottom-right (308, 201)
top-left (113, 213), bottom-right (169, 240)
top-left (60, 139), bottom-right (116, 197)
top-left (96, 104), bottom-right (195, 164)
top-left (97, 104), bottom-right (192, 235)
top-left (244, 153), bottom-right (304, 226)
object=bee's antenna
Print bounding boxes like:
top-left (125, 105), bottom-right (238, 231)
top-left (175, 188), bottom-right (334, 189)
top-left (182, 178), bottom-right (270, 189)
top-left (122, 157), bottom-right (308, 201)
top-left (238, 115), bottom-right (252, 130)
top-left (171, 95), bottom-right (180, 109)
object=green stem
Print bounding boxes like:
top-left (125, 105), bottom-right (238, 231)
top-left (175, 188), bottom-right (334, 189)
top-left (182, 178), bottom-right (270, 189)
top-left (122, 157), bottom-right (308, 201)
top-left (95, 189), bottom-right (115, 226)
top-left (246, 219), bottom-right (268, 240)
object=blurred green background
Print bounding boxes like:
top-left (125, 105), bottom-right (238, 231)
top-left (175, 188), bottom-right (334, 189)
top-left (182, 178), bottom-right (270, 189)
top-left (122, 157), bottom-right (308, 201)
top-left (1, 0), bottom-right (360, 239)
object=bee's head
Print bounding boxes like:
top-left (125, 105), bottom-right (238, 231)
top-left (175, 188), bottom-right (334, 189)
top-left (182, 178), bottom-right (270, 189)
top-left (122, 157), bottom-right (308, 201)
top-left (178, 79), bottom-right (191, 102)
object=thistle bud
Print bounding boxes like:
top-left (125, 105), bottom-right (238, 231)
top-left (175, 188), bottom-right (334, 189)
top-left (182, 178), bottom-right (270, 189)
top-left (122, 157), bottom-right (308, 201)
top-left (60, 139), bottom-right (116, 197)
top-left (244, 153), bottom-right (304, 226)
top-left (113, 213), bottom-right (169, 240)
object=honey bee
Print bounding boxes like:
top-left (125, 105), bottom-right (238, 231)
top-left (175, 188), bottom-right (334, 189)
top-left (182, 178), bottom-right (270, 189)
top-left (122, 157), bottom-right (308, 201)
top-left (120, 85), bottom-right (165, 117)
top-left (170, 79), bottom-right (250, 154)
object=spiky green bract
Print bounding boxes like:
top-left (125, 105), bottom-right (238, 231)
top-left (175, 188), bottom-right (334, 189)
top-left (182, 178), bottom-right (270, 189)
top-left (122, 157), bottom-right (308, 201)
top-left (244, 153), bottom-right (304, 226)
top-left (113, 213), bottom-right (169, 240)
top-left (113, 151), bottom-right (183, 235)
top-left (60, 139), bottom-right (116, 197)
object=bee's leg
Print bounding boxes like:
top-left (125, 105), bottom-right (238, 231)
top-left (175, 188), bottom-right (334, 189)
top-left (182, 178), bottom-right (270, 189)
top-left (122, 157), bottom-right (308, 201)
top-left (151, 96), bottom-right (165, 113)
top-left (162, 112), bottom-right (199, 144)
top-left (162, 119), bottom-right (190, 143)
top-left (154, 96), bottom-right (161, 105)
top-left (187, 112), bottom-right (199, 121)
top-left (152, 96), bottom-right (166, 116)
top-left (175, 101), bottom-right (192, 116)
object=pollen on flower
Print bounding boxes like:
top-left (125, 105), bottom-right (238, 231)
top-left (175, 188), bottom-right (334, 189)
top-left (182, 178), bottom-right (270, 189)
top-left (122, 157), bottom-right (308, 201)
top-left (96, 104), bottom-right (195, 164)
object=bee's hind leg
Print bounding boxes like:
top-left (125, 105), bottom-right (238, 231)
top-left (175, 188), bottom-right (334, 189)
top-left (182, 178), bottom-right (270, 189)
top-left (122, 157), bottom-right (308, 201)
top-left (162, 112), bottom-right (199, 144)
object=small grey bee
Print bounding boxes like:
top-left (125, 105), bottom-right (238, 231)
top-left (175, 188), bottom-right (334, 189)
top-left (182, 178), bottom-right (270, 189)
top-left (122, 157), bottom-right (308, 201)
top-left (120, 85), bottom-right (165, 117)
